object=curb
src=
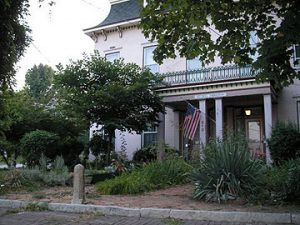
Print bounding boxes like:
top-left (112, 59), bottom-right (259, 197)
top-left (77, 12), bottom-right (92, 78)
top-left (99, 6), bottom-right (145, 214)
top-left (0, 199), bottom-right (298, 224)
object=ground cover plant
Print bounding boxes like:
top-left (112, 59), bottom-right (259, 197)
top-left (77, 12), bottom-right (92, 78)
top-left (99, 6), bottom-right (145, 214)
top-left (96, 158), bottom-right (192, 195)
top-left (263, 159), bottom-right (300, 204)
top-left (0, 155), bottom-right (70, 195)
top-left (192, 135), bottom-right (265, 203)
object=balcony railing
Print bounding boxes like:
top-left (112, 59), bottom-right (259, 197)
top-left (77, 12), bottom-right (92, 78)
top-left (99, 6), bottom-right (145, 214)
top-left (161, 65), bottom-right (259, 86)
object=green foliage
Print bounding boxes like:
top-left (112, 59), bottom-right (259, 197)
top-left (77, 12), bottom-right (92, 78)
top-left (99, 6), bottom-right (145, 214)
top-left (96, 158), bottom-right (192, 195)
top-left (23, 202), bottom-right (48, 211)
top-left (267, 122), bottom-right (300, 165)
top-left (20, 130), bottom-right (59, 167)
top-left (133, 144), bottom-right (179, 163)
top-left (264, 159), bottom-right (300, 203)
top-left (0, 156), bottom-right (70, 195)
top-left (133, 145), bottom-right (157, 162)
top-left (0, 0), bottom-right (31, 87)
top-left (55, 52), bottom-right (164, 163)
top-left (162, 218), bottom-right (183, 225)
top-left (140, 0), bottom-right (300, 88)
top-left (25, 64), bottom-right (55, 102)
top-left (192, 135), bottom-right (264, 203)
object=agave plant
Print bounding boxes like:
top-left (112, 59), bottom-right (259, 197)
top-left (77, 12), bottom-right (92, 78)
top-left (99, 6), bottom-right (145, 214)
top-left (192, 135), bottom-right (264, 203)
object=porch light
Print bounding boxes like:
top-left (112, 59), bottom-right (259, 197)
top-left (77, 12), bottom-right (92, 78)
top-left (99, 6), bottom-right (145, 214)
top-left (245, 109), bottom-right (251, 116)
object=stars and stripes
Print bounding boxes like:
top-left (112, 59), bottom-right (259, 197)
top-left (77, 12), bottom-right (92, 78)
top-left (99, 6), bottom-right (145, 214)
top-left (183, 103), bottom-right (201, 140)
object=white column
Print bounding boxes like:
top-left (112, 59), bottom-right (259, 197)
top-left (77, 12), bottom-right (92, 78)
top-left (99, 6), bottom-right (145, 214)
top-left (199, 100), bottom-right (208, 145)
top-left (173, 111), bottom-right (180, 150)
top-left (264, 94), bottom-right (273, 165)
top-left (215, 98), bottom-right (223, 139)
top-left (157, 112), bottom-right (165, 143)
top-left (157, 111), bottom-right (165, 161)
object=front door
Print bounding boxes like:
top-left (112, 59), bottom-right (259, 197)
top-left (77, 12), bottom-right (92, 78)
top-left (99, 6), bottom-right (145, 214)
top-left (245, 119), bottom-right (264, 158)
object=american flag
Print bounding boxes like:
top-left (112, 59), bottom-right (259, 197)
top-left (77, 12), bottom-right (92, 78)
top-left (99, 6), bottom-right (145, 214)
top-left (183, 103), bottom-right (201, 140)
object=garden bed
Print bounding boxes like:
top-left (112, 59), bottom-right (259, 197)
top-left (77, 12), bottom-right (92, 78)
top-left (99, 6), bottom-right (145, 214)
top-left (1, 184), bottom-right (299, 213)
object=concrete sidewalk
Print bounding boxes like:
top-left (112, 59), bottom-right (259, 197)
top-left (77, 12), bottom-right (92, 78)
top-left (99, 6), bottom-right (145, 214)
top-left (0, 199), bottom-right (299, 224)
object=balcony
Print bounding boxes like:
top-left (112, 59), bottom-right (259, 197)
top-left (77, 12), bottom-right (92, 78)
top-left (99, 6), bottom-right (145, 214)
top-left (161, 65), bottom-right (259, 86)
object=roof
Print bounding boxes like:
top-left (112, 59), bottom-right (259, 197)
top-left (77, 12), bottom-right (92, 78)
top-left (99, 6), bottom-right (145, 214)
top-left (84, 0), bottom-right (142, 31)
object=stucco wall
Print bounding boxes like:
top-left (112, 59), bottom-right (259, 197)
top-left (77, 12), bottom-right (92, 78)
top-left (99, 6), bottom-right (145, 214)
top-left (94, 27), bottom-right (187, 72)
top-left (277, 79), bottom-right (300, 125)
top-left (91, 24), bottom-right (300, 157)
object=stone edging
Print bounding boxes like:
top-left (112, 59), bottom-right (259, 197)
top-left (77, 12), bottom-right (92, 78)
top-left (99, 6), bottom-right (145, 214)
top-left (0, 199), bottom-right (299, 224)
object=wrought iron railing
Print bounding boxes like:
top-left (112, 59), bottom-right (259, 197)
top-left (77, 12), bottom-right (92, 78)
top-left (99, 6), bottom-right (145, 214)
top-left (161, 65), bottom-right (258, 86)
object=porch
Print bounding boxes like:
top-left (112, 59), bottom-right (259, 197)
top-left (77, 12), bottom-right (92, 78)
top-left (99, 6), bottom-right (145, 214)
top-left (155, 65), bottom-right (277, 164)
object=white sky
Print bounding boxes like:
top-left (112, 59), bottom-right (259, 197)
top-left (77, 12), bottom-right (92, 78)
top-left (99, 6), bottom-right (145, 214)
top-left (15, 0), bottom-right (111, 89)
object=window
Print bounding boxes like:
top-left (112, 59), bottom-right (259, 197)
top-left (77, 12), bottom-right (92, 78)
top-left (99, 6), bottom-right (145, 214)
top-left (250, 31), bottom-right (259, 61)
top-left (142, 125), bottom-right (157, 147)
top-left (298, 101), bottom-right (300, 131)
top-left (143, 46), bottom-right (159, 73)
top-left (294, 45), bottom-right (300, 63)
top-left (105, 52), bottom-right (120, 62)
top-left (187, 57), bottom-right (202, 71)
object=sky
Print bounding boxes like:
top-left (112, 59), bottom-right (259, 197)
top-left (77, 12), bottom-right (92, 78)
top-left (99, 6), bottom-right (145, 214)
top-left (15, 0), bottom-right (111, 89)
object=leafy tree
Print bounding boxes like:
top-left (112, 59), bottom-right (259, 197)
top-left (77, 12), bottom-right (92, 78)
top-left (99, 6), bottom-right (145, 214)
top-left (0, 0), bottom-right (31, 87)
top-left (25, 64), bottom-right (55, 102)
top-left (20, 130), bottom-right (59, 167)
top-left (55, 53), bottom-right (164, 164)
top-left (0, 88), bottom-right (86, 167)
top-left (140, 0), bottom-right (300, 89)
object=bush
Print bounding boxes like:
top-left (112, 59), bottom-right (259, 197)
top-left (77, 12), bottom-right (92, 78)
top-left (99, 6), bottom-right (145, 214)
top-left (20, 130), bottom-right (59, 167)
top-left (133, 144), bottom-right (179, 163)
top-left (264, 159), bottom-right (300, 203)
top-left (192, 135), bottom-right (264, 203)
top-left (96, 158), bottom-right (192, 195)
top-left (267, 122), bottom-right (300, 165)
top-left (0, 156), bottom-right (71, 195)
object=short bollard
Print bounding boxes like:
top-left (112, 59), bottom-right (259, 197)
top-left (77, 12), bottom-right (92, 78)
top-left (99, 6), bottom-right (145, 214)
top-left (72, 164), bottom-right (85, 204)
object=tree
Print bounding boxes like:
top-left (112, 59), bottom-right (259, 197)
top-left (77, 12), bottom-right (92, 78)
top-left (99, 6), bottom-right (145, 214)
top-left (0, 88), bottom-right (86, 167)
top-left (140, 0), bottom-right (300, 89)
top-left (25, 64), bottom-right (55, 102)
top-left (55, 53), bottom-right (164, 164)
top-left (0, 0), bottom-right (31, 87)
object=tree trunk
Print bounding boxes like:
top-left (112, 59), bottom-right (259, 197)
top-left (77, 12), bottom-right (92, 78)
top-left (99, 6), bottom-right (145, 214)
top-left (106, 130), bottom-right (114, 165)
top-left (157, 142), bottom-right (165, 162)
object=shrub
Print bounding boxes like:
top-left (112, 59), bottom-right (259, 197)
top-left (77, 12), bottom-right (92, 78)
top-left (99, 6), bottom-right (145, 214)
top-left (96, 158), bottom-right (192, 195)
top-left (267, 122), bottom-right (300, 165)
top-left (265, 159), bottom-right (300, 203)
top-left (192, 135), bottom-right (264, 203)
top-left (133, 144), bottom-right (179, 163)
top-left (20, 130), bottom-right (59, 167)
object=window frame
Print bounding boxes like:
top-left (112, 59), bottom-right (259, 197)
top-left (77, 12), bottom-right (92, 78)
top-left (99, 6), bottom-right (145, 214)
top-left (143, 45), bottom-right (159, 73)
top-left (141, 126), bottom-right (157, 147)
top-left (105, 51), bottom-right (120, 62)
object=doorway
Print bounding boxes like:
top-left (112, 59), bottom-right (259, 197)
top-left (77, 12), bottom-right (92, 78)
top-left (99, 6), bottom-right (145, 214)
top-left (245, 119), bottom-right (264, 158)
